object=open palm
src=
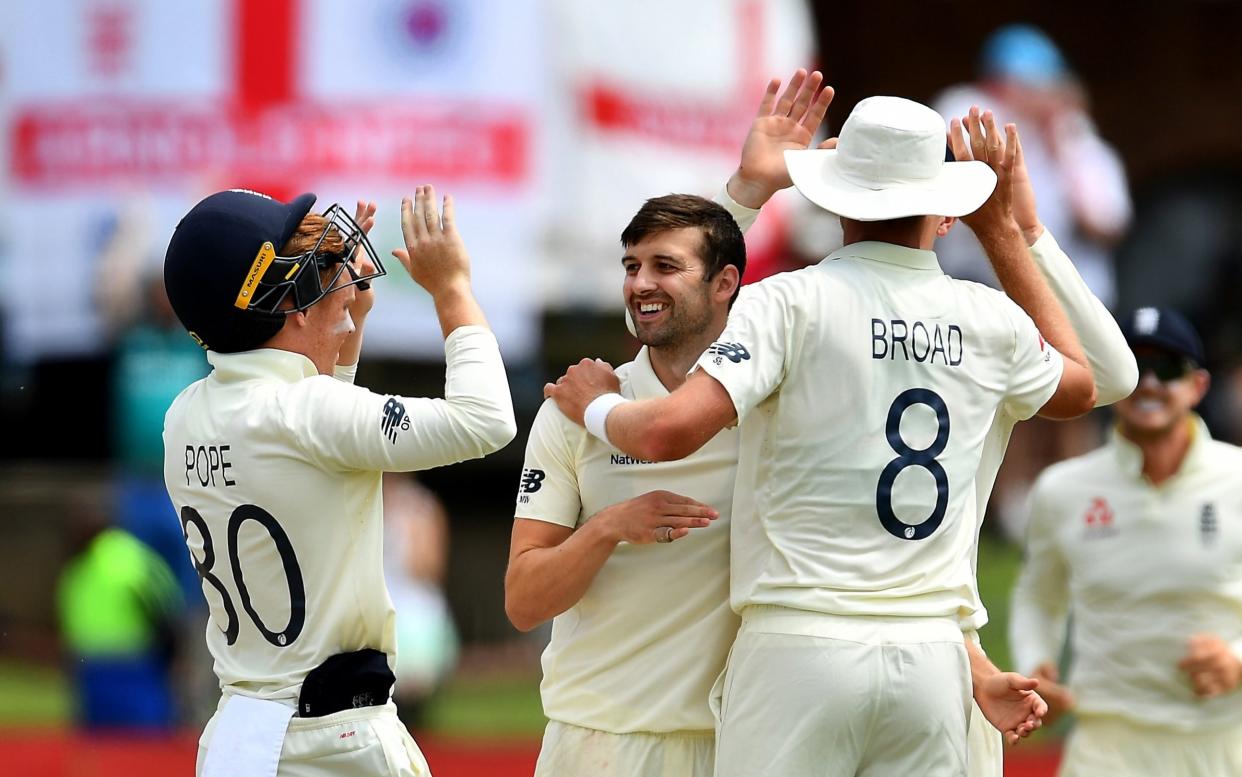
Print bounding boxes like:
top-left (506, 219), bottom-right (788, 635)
top-left (732, 70), bottom-right (835, 206)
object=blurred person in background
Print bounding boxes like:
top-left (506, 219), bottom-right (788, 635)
top-left (934, 23), bottom-right (1134, 543)
top-left (57, 498), bottom-right (184, 729)
top-left (1010, 308), bottom-right (1242, 776)
top-left (93, 201), bottom-right (214, 723)
top-left (382, 473), bottom-right (458, 728)
top-left (94, 202), bottom-right (208, 597)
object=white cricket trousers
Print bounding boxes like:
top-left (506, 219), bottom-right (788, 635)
top-left (713, 606), bottom-right (971, 777)
top-left (533, 720), bottom-right (714, 777)
top-left (1059, 715), bottom-right (1242, 777)
top-left (197, 701), bottom-right (431, 777)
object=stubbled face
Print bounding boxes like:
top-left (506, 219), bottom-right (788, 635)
top-left (1115, 345), bottom-right (1208, 438)
top-left (622, 227), bottom-right (717, 349)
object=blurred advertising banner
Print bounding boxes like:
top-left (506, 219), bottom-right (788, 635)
top-left (0, 0), bottom-right (812, 361)
top-left (1, 0), bottom-right (545, 361)
top-left (540, 0), bottom-right (816, 307)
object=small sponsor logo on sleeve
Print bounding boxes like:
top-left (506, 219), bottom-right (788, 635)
top-left (707, 341), bottom-right (751, 365)
top-left (516, 468), bottom-right (546, 504)
top-left (519, 468), bottom-right (546, 494)
top-left (381, 398), bottom-right (409, 443)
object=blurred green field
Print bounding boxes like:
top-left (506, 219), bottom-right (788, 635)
top-left (2, 531), bottom-right (1022, 736)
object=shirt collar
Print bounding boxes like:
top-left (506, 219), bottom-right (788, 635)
top-left (627, 346), bottom-right (671, 400)
top-left (206, 348), bottom-right (320, 384)
top-left (1110, 413), bottom-right (1211, 478)
top-left (826, 241), bottom-right (943, 273)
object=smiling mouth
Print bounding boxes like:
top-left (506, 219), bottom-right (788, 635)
top-left (1132, 398), bottom-right (1167, 413)
top-left (634, 300), bottom-right (669, 320)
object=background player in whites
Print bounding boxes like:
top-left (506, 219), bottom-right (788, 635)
top-left (1010, 309), bottom-right (1242, 777)
top-left (162, 186), bottom-right (515, 777)
top-left (546, 96), bottom-right (1097, 775)
top-left (728, 99), bottom-right (1140, 776)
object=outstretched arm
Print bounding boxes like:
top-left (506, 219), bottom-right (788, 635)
top-left (951, 110), bottom-right (1096, 419)
top-left (726, 69), bottom-right (836, 210)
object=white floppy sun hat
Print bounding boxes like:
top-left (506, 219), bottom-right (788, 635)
top-left (784, 96), bottom-right (997, 222)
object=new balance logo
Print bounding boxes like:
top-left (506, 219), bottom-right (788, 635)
top-left (708, 341), bottom-right (751, 364)
top-left (519, 468), bottom-right (546, 494)
top-left (381, 398), bottom-right (409, 443)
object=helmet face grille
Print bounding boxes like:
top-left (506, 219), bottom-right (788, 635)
top-left (244, 204), bottom-right (387, 314)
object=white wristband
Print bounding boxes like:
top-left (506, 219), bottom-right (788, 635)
top-left (583, 393), bottom-right (628, 447)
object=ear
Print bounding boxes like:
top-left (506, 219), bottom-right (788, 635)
top-left (1190, 369), bottom-right (1212, 406)
top-left (937, 216), bottom-right (957, 237)
top-left (713, 264), bottom-right (740, 303)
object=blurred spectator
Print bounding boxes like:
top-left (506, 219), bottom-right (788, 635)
top-left (93, 201), bottom-right (214, 723)
top-left (934, 25), bottom-right (1134, 540)
top-left (57, 501), bottom-right (183, 729)
top-left (383, 474), bottom-right (459, 727)
top-left (934, 23), bottom-right (1131, 306)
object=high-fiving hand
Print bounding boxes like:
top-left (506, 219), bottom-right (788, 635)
top-left (392, 185), bottom-right (472, 300)
top-left (949, 107), bottom-right (1020, 239)
top-left (728, 69), bottom-right (836, 209)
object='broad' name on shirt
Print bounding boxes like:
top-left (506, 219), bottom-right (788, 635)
top-left (871, 318), bottom-right (963, 367)
top-left (185, 444), bottom-right (236, 487)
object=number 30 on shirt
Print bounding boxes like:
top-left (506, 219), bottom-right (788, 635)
top-left (179, 504), bottom-right (306, 647)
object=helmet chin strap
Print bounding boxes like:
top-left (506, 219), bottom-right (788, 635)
top-left (624, 308), bottom-right (637, 337)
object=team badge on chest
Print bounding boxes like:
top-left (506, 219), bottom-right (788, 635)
top-left (1082, 497), bottom-right (1119, 540)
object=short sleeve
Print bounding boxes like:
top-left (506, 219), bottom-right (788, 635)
top-left (513, 400), bottom-right (584, 528)
top-left (695, 279), bottom-right (792, 423)
top-left (1002, 306), bottom-right (1065, 421)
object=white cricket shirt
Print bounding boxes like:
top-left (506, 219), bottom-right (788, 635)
top-left (1011, 417), bottom-right (1242, 731)
top-left (516, 347), bottom-right (739, 733)
top-left (697, 242), bottom-right (1064, 619)
top-left (163, 326), bottom-right (514, 703)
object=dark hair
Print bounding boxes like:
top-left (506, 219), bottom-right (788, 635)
top-left (620, 194), bottom-right (747, 304)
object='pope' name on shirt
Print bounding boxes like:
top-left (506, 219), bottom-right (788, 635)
top-left (871, 318), bottom-right (963, 367)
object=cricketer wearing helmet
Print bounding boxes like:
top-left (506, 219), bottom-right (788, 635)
top-left (163, 186), bottom-right (515, 777)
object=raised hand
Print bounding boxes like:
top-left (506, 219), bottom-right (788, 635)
top-left (594, 490), bottom-right (719, 545)
top-left (728, 69), bottom-right (835, 209)
top-left (392, 185), bottom-right (471, 300)
top-left (347, 199), bottom-right (379, 319)
top-left (949, 107), bottom-right (1019, 239)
